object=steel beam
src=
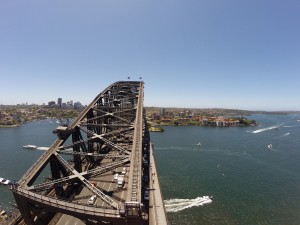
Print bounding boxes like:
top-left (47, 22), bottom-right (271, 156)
top-left (10, 81), bottom-right (155, 225)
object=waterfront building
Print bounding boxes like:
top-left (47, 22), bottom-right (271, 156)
top-left (202, 118), bottom-right (209, 126)
top-left (216, 121), bottom-right (222, 127)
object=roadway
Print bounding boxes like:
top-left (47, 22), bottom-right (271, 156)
top-left (55, 156), bottom-right (129, 225)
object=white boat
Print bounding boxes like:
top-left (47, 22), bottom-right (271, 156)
top-left (268, 144), bottom-right (272, 149)
top-left (0, 178), bottom-right (11, 185)
top-left (23, 145), bottom-right (37, 149)
top-left (197, 142), bottom-right (201, 146)
top-left (36, 147), bottom-right (49, 151)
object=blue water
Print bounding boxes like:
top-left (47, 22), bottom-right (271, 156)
top-left (0, 119), bottom-right (58, 211)
top-left (151, 114), bottom-right (300, 225)
top-left (1, 114), bottom-right (300, 225)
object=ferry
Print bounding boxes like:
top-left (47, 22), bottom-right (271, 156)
top-left (22, 145), bottom-right (37, 149)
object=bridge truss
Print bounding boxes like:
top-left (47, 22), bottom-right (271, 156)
top-left (11, 81), bottom-right (151, 225)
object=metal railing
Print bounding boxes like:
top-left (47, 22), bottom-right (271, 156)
top-left (13, 188), bottom-right (120, 217)
top-left (127, 83), bottom-right (143, 204)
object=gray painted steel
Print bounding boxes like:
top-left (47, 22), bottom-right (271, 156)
top-left (9, 81), bottom-right (168, 225)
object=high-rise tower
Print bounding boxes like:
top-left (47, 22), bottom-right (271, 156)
top-left (57, 97), bottom-right (62, 107)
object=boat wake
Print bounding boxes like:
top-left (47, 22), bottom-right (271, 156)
top-left (251, 123), bottom-right (284, 134)
top-left (164, 196), bottom-right (212, 213)
top-left (280, 132), bottom-right (290, 137)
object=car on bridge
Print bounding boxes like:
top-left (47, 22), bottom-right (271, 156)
top-left (87, 195), bottom-right (97, 205)
top-left (113, 173), bottom-right (119, 181)
top-left (144, 190), bottom-right (149, 201)
top-left (122, 167), bottom-right (126, 175)
top-left (117, 175), bottom-right (125, 188)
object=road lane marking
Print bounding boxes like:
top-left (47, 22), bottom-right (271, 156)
top-left (108, 182), bottom-right (112, 191)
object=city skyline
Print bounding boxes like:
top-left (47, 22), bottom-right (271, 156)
top-left (0, 1), bottom-right (299, 111)
top-left (0, 97), bottom-right (81, 107)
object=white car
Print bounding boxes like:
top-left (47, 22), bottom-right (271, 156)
top-left (87, 195), bottom-right (97, 205)
top-left (122, 167), bottom-right (126, 175)
top-left (113, 173), bottom-right (119, 181)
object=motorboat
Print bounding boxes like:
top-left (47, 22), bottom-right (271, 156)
top-left (36, 147), bottom-right (49, 151)
top-left (197, 142), bottom-right (201, 146)
top-left (0, 178), bottom-right (11, 185)
top-left (23, 145), bottom-right (37, 149)
top-left (268, 144), bottom-right (272, 149)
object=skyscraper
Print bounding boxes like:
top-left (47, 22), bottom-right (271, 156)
top-left (58, 98), bottom-right (62, 107)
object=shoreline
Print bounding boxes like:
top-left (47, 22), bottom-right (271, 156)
top-left (0, 124), bottom-right (20, 128)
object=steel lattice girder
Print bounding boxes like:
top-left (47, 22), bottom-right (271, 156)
top-left (13, 81), bottom-right (144, 216)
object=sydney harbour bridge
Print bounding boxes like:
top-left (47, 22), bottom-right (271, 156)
top-left (9, 81), bottom-right (168, 225)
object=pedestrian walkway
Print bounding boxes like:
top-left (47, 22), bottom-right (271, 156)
top-left (149, 143), bottom-right (168, 225)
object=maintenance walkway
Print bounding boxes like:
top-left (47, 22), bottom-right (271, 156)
top-left (149, 143), bottom-right (168, 225)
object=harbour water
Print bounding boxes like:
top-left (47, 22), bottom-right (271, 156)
top-left (1, 114), bottom-right (300, 224)
top-left (0, 119), bottom-right (58, 211)
top-left (152, 114), bottom-right (300, 225)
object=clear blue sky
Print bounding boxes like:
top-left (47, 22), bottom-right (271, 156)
top-left (0, 0), bottom-right (299, 111)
